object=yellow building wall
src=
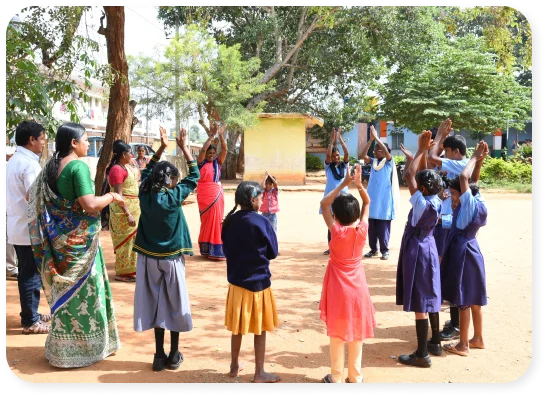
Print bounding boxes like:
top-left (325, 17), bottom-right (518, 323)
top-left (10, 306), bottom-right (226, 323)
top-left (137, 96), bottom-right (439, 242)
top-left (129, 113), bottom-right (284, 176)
top-left (244, 118), bottom-right (306, 185)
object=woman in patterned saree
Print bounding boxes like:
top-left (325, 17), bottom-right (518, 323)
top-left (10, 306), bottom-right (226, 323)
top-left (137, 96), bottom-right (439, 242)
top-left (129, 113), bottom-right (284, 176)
top-left (196, 123), bottom-right (227, 260)
top-left (107, 140), bottom-right (141, 282)
top-left (28, 122), bottom-right (124, 368)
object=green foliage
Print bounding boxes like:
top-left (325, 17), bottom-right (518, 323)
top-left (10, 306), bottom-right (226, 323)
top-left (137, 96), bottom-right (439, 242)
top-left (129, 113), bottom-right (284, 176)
top-left (6, 7), bottom-right (101, 138)
top-left (519, 144), bottom-right (532, 158)
top-left (393, 155), bottom-right (406, 164)
top-left (129, 25), bottom-right (269, 131)
top-left (348, 156), bottom-right (358, 165)
top-left (480, 157), bottom-right (532, 184)
top-left (306, 154), bottom-right (323, 170)
top-left (380, 35), bottom-right (531, 134)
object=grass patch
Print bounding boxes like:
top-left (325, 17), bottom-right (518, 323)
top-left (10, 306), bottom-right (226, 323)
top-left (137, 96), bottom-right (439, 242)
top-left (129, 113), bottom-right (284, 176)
top-left (480, 182), bottom-right (532, 193)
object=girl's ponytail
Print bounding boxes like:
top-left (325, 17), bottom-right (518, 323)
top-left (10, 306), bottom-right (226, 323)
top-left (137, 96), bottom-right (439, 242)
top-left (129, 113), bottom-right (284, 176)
top-left (222, 204), bottom-right (238, 229)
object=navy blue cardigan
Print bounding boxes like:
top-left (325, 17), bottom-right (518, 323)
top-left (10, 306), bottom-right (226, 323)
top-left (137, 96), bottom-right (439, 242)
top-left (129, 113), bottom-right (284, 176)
top-left (221, 210), bottom-right (278, 292)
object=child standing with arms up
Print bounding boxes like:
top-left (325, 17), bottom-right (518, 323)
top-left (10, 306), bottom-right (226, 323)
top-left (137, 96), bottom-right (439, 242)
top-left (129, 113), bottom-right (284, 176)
top-left (133, 127), bottom-right (199, 372)
top-left (396, 131), bottom-right (444, 368)
top-left (222, 181), bottom-right (280, 383)
top-left (260, 171), bottom-right (280, 233)
top-left (441, 141), bottom-right (489, 357)
top-left (319, 164), bottom-right (376, 383)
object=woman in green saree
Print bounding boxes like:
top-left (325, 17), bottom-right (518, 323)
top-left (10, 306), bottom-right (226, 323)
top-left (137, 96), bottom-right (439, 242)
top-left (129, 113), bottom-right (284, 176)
top-left (29, 123), bottom-right (125, 368)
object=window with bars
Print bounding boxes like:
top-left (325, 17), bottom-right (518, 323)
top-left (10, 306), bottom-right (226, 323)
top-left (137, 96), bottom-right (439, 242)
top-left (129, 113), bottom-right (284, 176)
top-left (390, 132), bottom-right (404, 148)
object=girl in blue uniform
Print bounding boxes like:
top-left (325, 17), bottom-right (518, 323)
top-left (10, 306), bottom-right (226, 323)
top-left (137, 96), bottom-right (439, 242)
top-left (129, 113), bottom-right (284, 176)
top-left (362, 125), bottom-right (398, 260)
top-left (320, 127), bottom-right (349, 255)
top-left (396, 131), bottom-right (444, 368)
top-left (441, 141), bottom-right (489, 357)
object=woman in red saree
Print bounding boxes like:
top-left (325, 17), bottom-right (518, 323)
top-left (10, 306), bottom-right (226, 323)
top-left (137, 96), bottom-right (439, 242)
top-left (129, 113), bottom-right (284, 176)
top-left (196, 123), bottom-right (228, 260)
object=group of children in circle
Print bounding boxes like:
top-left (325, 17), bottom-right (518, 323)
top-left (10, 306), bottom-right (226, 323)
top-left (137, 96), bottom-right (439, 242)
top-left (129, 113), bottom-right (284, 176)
top-left (134, 118), bottom-right (488, 383)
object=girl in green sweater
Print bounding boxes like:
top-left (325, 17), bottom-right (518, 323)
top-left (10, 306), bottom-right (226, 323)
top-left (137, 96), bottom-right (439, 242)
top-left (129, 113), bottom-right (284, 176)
top-left (133, 127), bottom-right (200, 372)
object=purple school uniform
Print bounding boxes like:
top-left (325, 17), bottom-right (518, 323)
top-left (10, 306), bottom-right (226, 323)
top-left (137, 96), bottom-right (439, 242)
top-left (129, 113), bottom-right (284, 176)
top-left (441, 200), bottom-right (488, 306)
top-left (396, 193), bottom-right (442, 313)
top-left (433, 223), bottom-right (450, 258)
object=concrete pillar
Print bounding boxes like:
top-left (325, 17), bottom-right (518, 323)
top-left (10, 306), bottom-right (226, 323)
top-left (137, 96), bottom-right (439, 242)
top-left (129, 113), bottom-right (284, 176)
top-left (493, 128), bottom-right (502, 158)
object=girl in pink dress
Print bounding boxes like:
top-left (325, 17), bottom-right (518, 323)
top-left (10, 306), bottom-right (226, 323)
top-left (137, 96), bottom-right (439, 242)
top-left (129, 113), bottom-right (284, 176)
top-left (319, 164), bottom-right (377, 383)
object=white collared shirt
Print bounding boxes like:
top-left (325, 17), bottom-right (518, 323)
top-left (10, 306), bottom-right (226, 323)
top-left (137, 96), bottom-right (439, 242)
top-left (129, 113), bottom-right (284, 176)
top-left (6, 146), bottom-right (42, 245)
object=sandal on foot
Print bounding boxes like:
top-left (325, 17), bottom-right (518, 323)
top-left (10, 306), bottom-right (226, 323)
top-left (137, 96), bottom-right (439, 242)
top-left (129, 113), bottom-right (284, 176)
top-left (443, 342), bottom-right (469, 356)
top-left (22, 321), bottom-right (51, 334)
top-left (115, 275), bottom-right (136, 282)
top-left (39, 313), bottom-right (52, 322)
top-left (469, 341), bottom-right (485, 349)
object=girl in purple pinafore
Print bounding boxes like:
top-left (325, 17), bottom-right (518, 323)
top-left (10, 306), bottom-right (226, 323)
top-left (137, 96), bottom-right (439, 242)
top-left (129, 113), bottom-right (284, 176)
top-left (396, 131), bottom-right (444, 368)
top-left (441, 141), bottom-right (489, 357)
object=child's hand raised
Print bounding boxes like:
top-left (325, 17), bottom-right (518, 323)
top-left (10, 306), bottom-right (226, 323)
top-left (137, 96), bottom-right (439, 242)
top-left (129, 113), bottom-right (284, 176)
top-left (369, 125), bottom-right (378, 141)
top-left (159, 126), bottom-right (169, 148)
top-left (473, 141), bottom-right (489, 162)
top-left (438, 118), bottom-right (453, 139)
top-left (342, 165), bottom-right (353, 186)
top-left (176, 128), bottom-right (187, 149)
top-left (400, 143), bottom-right (413, 160)
top-left (418, 130), bottom-right (435, 151)
top-left (353, 164), bottom-right (363, 187)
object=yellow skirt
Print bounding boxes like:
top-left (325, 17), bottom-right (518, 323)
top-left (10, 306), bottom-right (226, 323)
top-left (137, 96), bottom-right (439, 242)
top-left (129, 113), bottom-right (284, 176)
top-left (225, 284), bottom-right (278, 335)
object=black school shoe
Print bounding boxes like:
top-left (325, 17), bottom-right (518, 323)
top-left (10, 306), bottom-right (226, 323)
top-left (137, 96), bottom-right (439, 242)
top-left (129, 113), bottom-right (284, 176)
top-left (167, 350), bottom-right (184, 370)
top-left (152, 353), bottom-right (169, 371)
top-left (364, 250), bottom-right (379, 258)
top-left (398, 351), bottom-right (432, 368)
top-left (440, 323), bottom-right (460, 341)
top-left (427, 340), bottom-right (443, 356)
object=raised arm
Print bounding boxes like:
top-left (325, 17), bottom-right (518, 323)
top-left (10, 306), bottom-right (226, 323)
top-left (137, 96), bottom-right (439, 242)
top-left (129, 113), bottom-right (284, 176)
top-left (460, 141), bottom-right (487, 194)
top-left (142, 127), bottom-right (168, 183)
top-left (362, 129), bottom-right (376, 164)
top-left (405, 131), bottom-right (435, 195)
top-left (353, 164), bottom-right (370, 222)
top-left (216, 124), bottom-right (228, 165)
top-left (266, 171), bottom-right (278, 190)
top-left (338, 128), bottom-right (349, 163)
top-left (428, 118), bottom-right (452, 168)
top-left (320, 168), bottom-right (352, 230)
top-left (197, 127), bottom-right (216, 164)
top-left (370, 125), bottom-right (391, 161)
top-left (261, 171), bottom-right (268, 189)
top-left (325, 128), bottom-right (336, 164)
top-left (470, 141), bottom-right (489, 183)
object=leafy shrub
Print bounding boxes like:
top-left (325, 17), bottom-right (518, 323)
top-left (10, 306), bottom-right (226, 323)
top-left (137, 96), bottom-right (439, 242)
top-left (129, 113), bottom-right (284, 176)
top-left (393, 155), bottom-right (405, 164)
top-left (306, 153), bottom-right (323, 170)
top-left (349, 156), bottom-right (359, 165)
top-left (481, 157), bottom-right (532, 184)
top-left (520, 144), bottom-right (532, 158)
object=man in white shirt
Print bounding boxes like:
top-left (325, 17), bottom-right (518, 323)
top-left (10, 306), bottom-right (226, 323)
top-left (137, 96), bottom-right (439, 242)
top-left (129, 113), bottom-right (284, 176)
top-left (6, 121), bottom-right (51, 334)
top-left (6, 154), bottom-right (18, 280)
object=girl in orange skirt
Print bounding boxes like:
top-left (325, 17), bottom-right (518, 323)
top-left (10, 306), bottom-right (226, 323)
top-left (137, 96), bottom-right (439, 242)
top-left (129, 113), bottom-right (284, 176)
top-left (319, 164), bottom-right (376, 383)
top-left (221, 181), bottom-right (280, 383)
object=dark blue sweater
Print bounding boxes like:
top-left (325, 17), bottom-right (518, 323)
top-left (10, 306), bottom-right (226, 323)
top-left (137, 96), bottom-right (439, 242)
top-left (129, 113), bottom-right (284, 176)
top-left (221, 210), bottom-right (278, 292)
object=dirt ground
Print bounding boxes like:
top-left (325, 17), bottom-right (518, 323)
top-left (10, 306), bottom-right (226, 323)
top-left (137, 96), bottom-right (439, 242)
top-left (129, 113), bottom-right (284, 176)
top-left (5, 188), bottom-right (532, 383)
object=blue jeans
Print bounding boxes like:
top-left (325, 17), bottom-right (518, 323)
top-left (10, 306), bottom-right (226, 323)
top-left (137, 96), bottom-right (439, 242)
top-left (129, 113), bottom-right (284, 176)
top-left (261, 213), bottom-right (278, 233)
top-left (14, 245), bottom-right (42, 327)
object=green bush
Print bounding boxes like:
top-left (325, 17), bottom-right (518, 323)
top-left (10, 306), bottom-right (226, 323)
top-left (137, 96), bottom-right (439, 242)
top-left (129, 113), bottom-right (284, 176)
top-left (393, 155), bottom-right (405, 164)
top-left (520, 145), bottom-right (532, 157)
top-left (306, 153), bottom-right (323, 170)
top-left (481, 157), bottom-right (532, 184)
top-left (349, 156), bottom-right (358, 165)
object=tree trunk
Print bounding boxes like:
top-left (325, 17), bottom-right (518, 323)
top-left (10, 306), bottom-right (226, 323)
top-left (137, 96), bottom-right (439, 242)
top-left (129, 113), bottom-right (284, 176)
top-left (236, 133), bottom-right (245, 174)
top-left (95, 7), bottom-right (132, 194)
top-left (221, 129), bottom-right (240, 180)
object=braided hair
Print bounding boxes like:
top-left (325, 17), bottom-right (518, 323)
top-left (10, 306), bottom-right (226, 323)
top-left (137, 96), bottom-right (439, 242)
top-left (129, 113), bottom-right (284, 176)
top-left (223, 181), bottom-right (263, 228)
top-left (139, 161), bottom-right (180, 194)
top-left (415, 169), bottom-right (443, 196)
top-left (45, 122), bottom-right (86, 194)
top-left (106, 140), bottom-right (131, 175)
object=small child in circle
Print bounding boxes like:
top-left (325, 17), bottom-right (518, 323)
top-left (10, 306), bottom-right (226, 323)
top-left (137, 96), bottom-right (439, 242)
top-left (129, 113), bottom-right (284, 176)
top-left (260, 171), bottom-right (279, 233)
